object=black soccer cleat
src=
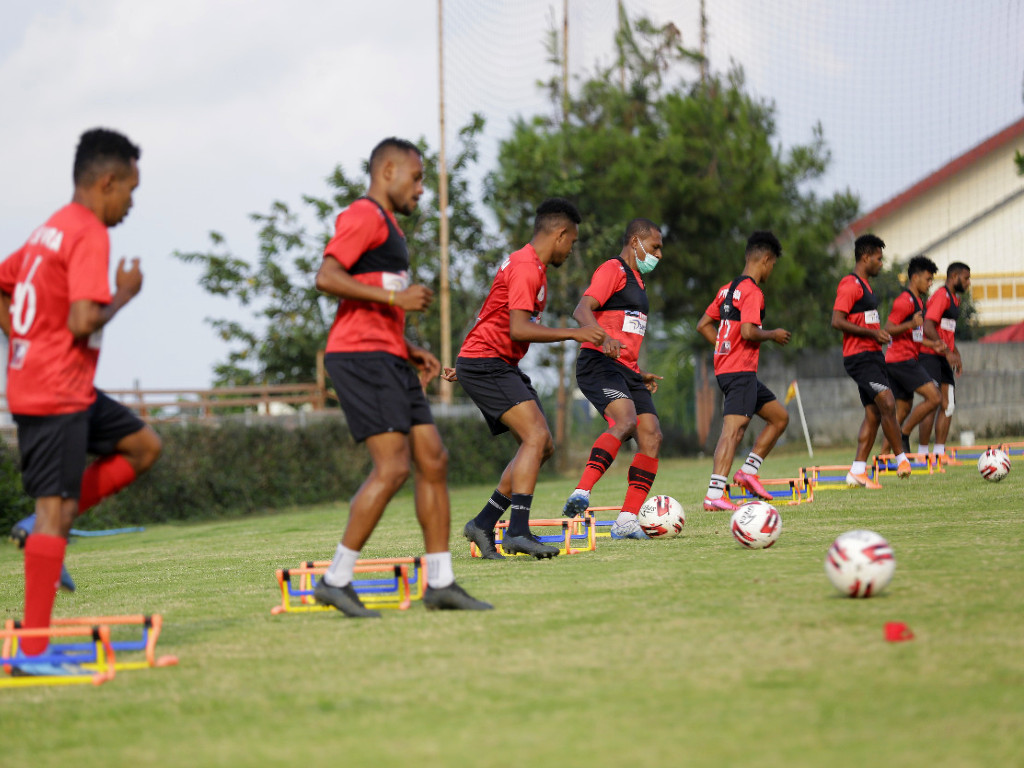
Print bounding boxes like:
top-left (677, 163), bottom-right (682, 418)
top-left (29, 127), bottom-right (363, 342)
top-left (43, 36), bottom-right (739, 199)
top-left (501, 532), bottom-right (559, 559)
top-left (463, 519), bottom-right (505, 560)
top-left (313, 579), bottom-right (381, 618)
top-left (423, 581), bottom-right (494, 611)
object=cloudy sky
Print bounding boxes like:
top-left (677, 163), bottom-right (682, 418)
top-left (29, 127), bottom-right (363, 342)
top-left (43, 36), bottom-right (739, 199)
top-left (1, 0), bottom-right (1021, 390)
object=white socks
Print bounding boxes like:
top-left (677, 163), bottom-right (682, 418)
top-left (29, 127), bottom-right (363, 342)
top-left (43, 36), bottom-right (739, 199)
top-left (741, 452), bottom-right (763, 475)
top-left (706, 474), bottom-right (728, 500)
top-left (425, 551), bottom-right (454, 589)
top-left (850, 461), bottom-right (867, 476)
top-left (323, 542), bottom-right (360, 587)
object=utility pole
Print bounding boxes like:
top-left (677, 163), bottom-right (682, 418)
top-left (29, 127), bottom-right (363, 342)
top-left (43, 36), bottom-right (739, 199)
top-left (700, 0), bottom-right (708, 84)
top-left (555, 0), bottom-right (571, 472)
top-left (437, 0), bottom-right (453, 404)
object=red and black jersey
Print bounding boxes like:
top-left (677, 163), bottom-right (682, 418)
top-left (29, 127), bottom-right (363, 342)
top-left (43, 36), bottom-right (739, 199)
top-left (885, 288), bottom-right (925, 363)
top-left (458, 244), bottom-right (547, 366)
top-left (580, 257), bottom-right (648, 373)
top-left (0, 203), bottom-right (111, 415)
top-left (323, 197), bottom-right (410, 359)
top-left (834, 273), bottom-right (881, 357)
top-left (920, 286), bottom-right (959, 357)
top-left (705, 275), bottom-right (765, 375)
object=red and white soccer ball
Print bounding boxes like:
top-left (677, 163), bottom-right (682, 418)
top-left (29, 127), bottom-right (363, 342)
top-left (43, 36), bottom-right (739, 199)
top-left (977, 447), bottom-right (1011, 482)
top-left (637, 495), bottom-right (685, 538)
top-left (824, 530), bottom-right (896, 598)
top-left (729, 501), bottom-right (782, 549)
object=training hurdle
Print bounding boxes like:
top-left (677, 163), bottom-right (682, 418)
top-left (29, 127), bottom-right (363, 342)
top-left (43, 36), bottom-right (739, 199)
top-left (944, 444), bottom-right (1000, 465)
top-left (726, 477), bottom-right (810, 506)
top-left (874, 453), bottom-right (935, 476)
top-left (1001, 441), bottom-right (1024, 459)
top-left (272, 557), bottom-right (423, 614)
top-left (802, 465), bottom-right (880, 492)
top-left (1, 623), bottom-right (117, 688)
top-left (470, 515), bottom-right (597, 556)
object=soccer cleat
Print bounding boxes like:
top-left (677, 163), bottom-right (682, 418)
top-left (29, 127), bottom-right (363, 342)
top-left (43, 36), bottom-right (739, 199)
top-left (845, 472), bottom-right (882, 490)
top-left (501, 532), bottom-right (559, 559)
top-left (463, 519), bottom-right (505, 560)
top-left (896, 460), bottom-right (912, 478)
top-left (562, 489), bottom-right (591, 518)
top-left (313, 579), bottom-right (381, 618)
top-left (423, 581), bottom-right (494, 611)
top-left (702, 496), bottom-right (738, 511)
top-left (10, 660), bottom-right (87, 678)
top-left (609, 512), bottom-right (649, 539)
top-left (732, 470), bottom-right (773, 501)
top-left (11, 516), bottom-right (76, 593)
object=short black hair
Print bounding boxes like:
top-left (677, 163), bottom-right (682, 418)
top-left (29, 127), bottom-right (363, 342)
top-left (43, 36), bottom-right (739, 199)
top-left (623, 218), bottom-right (658, 247)
top-left (854, 234), bottom-right (885, 261)
top-left (533, 197), bottom-right (582, 234)
top-left (73, 128), bottom-right (140, 186)
top-left (369, 137), bottom-right (421, 176)
top-left (745, 230), bottom-right (781, 259)
top-left (907, 255), bottom-right (938, 278)
top-left (947, 261), bottom-right (971, 278)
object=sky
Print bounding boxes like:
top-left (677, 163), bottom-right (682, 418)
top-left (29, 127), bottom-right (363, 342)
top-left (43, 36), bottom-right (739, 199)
top-left (0, 0), bottom-right (1021, 391)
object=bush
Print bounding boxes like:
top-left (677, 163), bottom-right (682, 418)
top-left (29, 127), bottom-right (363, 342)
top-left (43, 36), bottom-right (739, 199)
top-left (0, 440), bottom-right (33, 534)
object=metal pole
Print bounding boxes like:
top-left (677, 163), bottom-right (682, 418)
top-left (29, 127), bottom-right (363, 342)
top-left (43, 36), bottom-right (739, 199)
top-left (437, 0), bottom-right (453, 404)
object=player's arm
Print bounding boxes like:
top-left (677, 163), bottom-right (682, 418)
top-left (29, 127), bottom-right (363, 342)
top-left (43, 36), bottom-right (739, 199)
top-left (740, 323), bottom-right (790, 346)
top-left (406, 339), bottom-right (440, 387)
top-left (695, 313), bottom-right (718, 345)
top-left (509, 309), bottom-right (605, 346)
top-left (573, 295), bottom-right (620, 358)
top-left (640, 370), bottom-right (663, 393)
top-left (67, 257), bottom-right (142, 338)
top-left (0, 291), bottom-right (11, 337)
top-left (315, 257), bottom-right (432, 311)
top-left (885, 304), bottom-right (922, 337)
top-left (831, 309), bottom-right (890, 344)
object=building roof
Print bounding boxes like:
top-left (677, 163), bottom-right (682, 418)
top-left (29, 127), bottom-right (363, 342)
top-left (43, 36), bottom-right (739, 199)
top-left (846, 115), bottom-right (1024, 238)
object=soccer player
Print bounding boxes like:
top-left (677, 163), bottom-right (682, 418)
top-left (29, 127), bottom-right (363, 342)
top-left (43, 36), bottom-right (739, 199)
top-left (0, 129), bottom-right (163, 674)
top-left (696, 231), bottom-right (791, 512)
top-left (881, 255), bottom-right (943, 454)
top-left (917, 261), bottom-right (971, 464)
top-left (561, 218), bottom-right (665, 539)
top-left (445, 198), bottom-right (606, 559)
top-left (314, 137), bottom-right (491, 616)
top-left (830, 234), bottom-right (911, 488)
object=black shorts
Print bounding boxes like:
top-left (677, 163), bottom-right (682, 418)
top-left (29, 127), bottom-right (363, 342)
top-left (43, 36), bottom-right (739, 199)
top-left (455, 356), bottom-right (543, 436)
top-left (716, 372), bottom-right (777, 418)
top-left (13, 390), bottom-right (146, 499)
top-left (325, 352), bottom-right (434, 443)
top-left (843, 351), bottom-right (892, 407)
top-left (920, 353), bottom-right (955, 387)
top-left (886, 359), bottom-right (936, 402)
top-left (575, 348), bottom-right (657, 419)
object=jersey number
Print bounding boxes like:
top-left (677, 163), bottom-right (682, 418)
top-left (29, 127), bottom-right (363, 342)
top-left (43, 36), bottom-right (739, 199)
top-left (714, 319), bottom-right (731, 355)
top-left (10, 256), bottom-right (43, 335)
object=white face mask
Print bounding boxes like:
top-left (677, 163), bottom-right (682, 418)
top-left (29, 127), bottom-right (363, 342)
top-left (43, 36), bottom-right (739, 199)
top-left (633, 238), bottom-right (660, 274)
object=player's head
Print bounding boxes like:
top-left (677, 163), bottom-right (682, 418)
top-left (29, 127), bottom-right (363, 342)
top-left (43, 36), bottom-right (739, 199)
top-left (854, 234), bottom-right (885, 276)
top-left (73, 128), bottom-right (141, 227)
top-left (533, 197), bottom-right (581, 267)
top-left (946, 261), bottom-right (971, 293)
top-left (369, 137), bottom-right (424, 215)
top-left (907, 255), bottom-right (938, 294)
top-left (624, 218), bottom-right (663, 273)
top-left (745, 230), bottom-right (782, 280)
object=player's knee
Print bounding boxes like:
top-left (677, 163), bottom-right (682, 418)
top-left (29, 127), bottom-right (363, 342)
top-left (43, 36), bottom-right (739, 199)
top-left (776, 410), bottom-right (790, 431)
top-left (639, 426), bottom-right (662, 455)
top-left (418, 445), bottom-right (448, 481)
top-left (138, 429), bottom-right (162, 473)
top-left (924, 387), bottom-right (941, 408)
top-left (377, 460), bottom-right (411, 491)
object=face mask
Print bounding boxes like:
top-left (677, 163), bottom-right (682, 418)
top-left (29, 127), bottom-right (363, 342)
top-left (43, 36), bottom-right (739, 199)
top-left (633, 238), bottom-right (660, 274)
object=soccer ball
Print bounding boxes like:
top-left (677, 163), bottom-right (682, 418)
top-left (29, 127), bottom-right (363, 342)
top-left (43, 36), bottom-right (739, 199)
top-left (824, 530), bottom-right (895, 598)
top-left (729, 501), bottom-right (782, 549)
top-left (637, 495), bottom-right (685, 538)
top-left (977, 447), bottom-right (1011, 482)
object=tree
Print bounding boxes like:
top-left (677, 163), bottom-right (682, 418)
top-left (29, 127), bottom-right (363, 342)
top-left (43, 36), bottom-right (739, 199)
top-left (174, 118), bottom-right (498, 388)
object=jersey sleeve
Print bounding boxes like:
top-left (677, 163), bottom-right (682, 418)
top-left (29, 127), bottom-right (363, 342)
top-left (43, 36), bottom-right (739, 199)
top-left (583, 260), bottom-right (627, 307)
top-left (506, 260), bottom-right (542, 312)
top-left (323, 201), bottom-right (388, 270)
top-left (0, 247), bottom-right (24, 294)
top-left (67, 226), bottom-right (112, 304)
top-left (925, 290), bottom-right (948, 323)
top-left (833, 277), bottom-right (861, 314)
top-left (739, 286), bottom-right (764, 325)
top-left (887, 292), bottom-right (911, 325)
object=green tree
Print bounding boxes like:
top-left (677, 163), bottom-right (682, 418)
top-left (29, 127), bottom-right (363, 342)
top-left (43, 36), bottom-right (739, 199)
top-left (174, 118), bottom-right (498, 388)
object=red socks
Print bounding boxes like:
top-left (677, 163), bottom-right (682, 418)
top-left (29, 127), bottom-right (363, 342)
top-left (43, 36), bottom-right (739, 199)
top-left (21, 534), bottom-right (67, 655)
top-left (578, 433), bottom-right (622, 491)
top-left (79, 454), bottom-right (137, 514)
top-left (622, 453), bottom-right (659, 515)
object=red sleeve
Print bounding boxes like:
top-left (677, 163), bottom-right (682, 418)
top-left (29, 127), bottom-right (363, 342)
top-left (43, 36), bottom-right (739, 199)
top-left (925, 290), bottom-right (948, 323)
top-left (739, 285), bottom-right (763, 325)
top-left (833, 277), bottom-right (861, 314)
top-left (323, 201), bottom-right (389, 269)
top-left (67, 226), bottom-right (112, 304)
top-left (583, 260), bottom-right (627, 307)
top-left (507, 260), bottom-right (542, 311)
top-left (0, 248), bottom-right (24, 294)
top-left (887, 293), bottom-right (911, 325)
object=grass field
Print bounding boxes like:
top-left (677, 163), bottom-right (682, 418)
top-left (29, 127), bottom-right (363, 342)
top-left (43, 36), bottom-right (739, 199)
top-left (2, 444), bottom-right (1023, 768)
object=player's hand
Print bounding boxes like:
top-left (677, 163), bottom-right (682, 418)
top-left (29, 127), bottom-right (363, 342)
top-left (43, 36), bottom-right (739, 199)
top-left (602, 337), bottom-right (623, 359)
top-left (395, 284), bottom-right (434, 312)
top-left (115, 257), bottom-right (143, 299)
top-left (441, 367), bottom-right (458, 383)
top-left (933, 339), bottom-right (948, 355)
top-left (642, 371), bottom-right (663, 394)
top-left (873, 328), bottom-right (892, 344)
top-left (947, 348), bottom-right (963, 375)
top-left (911, 311), bottom-right (924, 328)
top-left (574, 325), bottom-right (606, 346)
top-left (409, 346), bottom-right (441, 387)
top-left (772, 328), bottom-right (792, 346)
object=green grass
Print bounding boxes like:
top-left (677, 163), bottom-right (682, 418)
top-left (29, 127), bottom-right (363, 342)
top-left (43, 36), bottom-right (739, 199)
top-left (2, 444), bottom-right (1023, 768)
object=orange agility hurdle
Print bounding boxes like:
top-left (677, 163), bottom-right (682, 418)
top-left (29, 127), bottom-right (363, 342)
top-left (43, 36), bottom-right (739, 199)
top-left (468, 514), bottom-right (597, 556)
top-left (874, 453), bottom-right (935, 476)
top-left (727, 477), bottom-right (810, 506)
top-left (272, 560), bottom-right (416, 614)
top-left (1, 623), bottom-right (116, 688)
top-left (50, 615), bottom-right (178, 671)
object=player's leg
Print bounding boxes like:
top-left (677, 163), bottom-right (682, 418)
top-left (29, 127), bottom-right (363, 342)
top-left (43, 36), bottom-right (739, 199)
top-left (881, 398), bottom-right (911, 454)
top-left (611, 411), bottom-right (662, 539)
top-left (846, 403), bottom-right (883, 488)
top-left (564, 396), bottom-right (635, 517)
top-left (874, 388), bottom-right (909, 474)
top-left (901, 380), bottom-right (941, 445)
top-left (734, 384), bottom-right (788, 500)
top-left (704, 414), bottom-right (750, 510)
top-left (933, 382), bottom-right (955, 451)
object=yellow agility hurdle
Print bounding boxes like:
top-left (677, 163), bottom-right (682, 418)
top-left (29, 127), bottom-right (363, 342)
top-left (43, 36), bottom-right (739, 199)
top-left (1, 623), bottom-right (116, 688)
top-left (272, 560), bottom-right (418, 615)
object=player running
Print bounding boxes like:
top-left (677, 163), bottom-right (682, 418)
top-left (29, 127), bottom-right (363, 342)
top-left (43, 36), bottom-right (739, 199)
top-left (561, 218), bottom-right (665, 539)
top-left (696, 231), bottom-right (791, 512)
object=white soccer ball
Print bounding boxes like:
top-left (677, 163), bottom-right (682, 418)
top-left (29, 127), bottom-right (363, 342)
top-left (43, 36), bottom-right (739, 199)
top-left (637, 495), bottom-right (685, 538)
top-left (729, 501), bottom-right (782, 549)
top-left (977, 447), bottom-right (1011, 482)
top-left (824, 530), bottom-right (896, 598)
